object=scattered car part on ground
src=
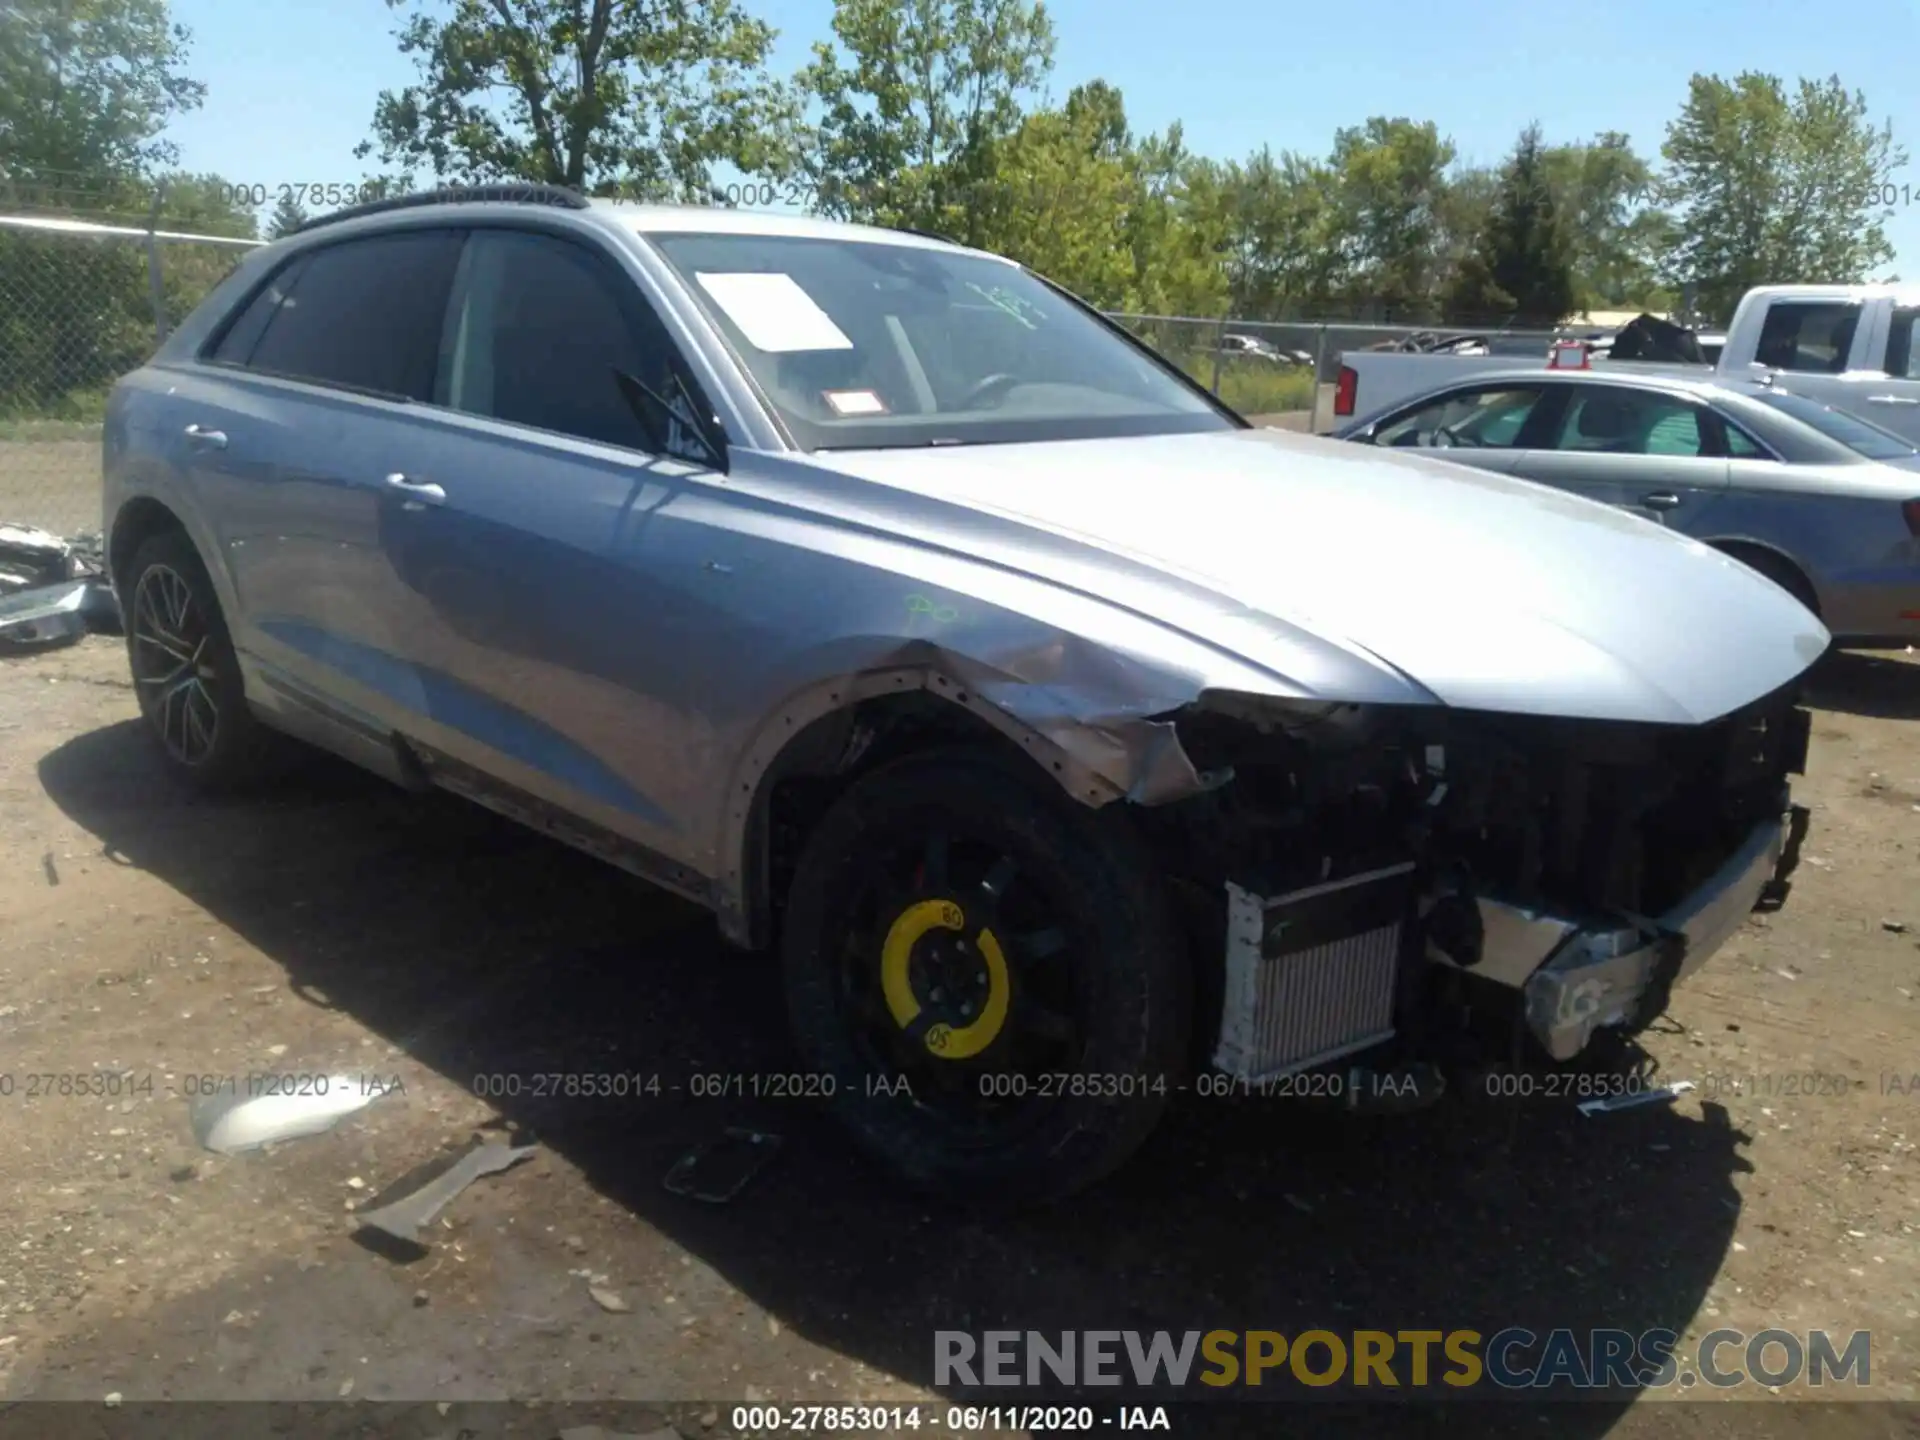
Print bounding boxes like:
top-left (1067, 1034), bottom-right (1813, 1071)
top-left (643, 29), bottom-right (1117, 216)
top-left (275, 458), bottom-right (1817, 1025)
top-left (104, 184), bottom-right (1825, 1204)
top-left (663, 1129), bottom-right (782, 1203)
top-left (189, 1074), bottom-right (392, 1154)
top-left (353, 1138), bottom-right (539, 1246)
top-left (0, 580), bottom-right (95, 652)
top-left (0, 522), bottom-right (122, 651)
top-left (0, 523), bottom-right (75, 591)
top-left (1576, 1081), bottom-right (1697, 1117)
top-left (1333, 366), bottom-right (1920, 647)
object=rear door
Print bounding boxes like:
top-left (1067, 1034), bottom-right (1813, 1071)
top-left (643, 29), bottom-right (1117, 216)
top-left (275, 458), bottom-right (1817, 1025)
top-left (1504, 383), bottom-right (1730, 525)
top-left (181, 228), bottom-right (466, 723)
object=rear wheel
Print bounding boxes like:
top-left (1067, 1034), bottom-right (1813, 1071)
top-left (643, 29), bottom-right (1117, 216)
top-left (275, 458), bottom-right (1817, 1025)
top-left (781, 748), bottom-right (1189, 1207)
top-left (123, 529), bottom-right (281, 790)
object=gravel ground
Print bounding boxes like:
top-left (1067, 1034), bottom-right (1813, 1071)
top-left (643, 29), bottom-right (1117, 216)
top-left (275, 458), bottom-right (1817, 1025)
top-left (0, 636), bottom-right (1916, 1440)
top-left (0, 437), bottom-right (102, 540)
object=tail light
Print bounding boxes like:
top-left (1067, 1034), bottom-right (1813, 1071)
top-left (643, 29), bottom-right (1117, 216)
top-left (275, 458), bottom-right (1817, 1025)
top-left (1905, 498), bottom-right (1920, 536)
top-left (1334, 364), bottom-right (1357, 417)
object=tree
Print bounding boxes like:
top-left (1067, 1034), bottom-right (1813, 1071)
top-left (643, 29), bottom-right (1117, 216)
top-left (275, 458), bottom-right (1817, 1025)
top-left (1444, 123), bottom-right (1573, 326)
top-left (266, 191), bottom-right (310, 238)
top-left (1324, 117), bottom-right (1456, 318)
top-left (357, 0), bottom-right (795, 201)
top-left (971, 81), bottom-right (1136, 307)
top-left (1432, 163), bottom-right (1497, 303)
top-left (1540, 132), bottom-right (1668, 312)
top-left (1659, 72), bottom-right (1905, 320)
top-left (1123, 125), bottom-right (1230, 317)
top-left (0, 0), bottom-right (211, 419)
top-left (798, 0), bottom-right (1054, 246)
top-left (1205, 148), bottom-right (1342, 318)
top-left (0, 0), bottom-right (205, 181)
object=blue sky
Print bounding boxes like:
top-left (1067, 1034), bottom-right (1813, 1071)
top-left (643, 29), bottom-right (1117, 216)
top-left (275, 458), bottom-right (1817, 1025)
top-left (162, 0), bottom-right (1918, 271)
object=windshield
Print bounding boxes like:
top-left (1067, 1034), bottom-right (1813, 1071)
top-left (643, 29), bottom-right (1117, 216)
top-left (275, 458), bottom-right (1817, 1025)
top-left (1752, 390), bottom-right (1918, 461)
top-left (647, 232), bottom-right (1236, 451)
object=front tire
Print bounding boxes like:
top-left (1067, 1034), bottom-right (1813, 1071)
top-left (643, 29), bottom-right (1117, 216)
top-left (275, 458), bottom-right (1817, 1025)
top-left (781, 747), bottom-right (1190, 1206)
top-left (122, 529), bottom-right (281, 791)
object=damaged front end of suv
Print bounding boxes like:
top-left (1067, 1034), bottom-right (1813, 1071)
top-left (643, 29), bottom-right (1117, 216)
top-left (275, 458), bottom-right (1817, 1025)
top-left (1140, 683), bottom-right (1812, 1080)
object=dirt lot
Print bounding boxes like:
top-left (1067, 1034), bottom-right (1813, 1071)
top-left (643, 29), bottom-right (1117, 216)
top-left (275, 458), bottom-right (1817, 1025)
top-left (0, 435), bottom-right (102, 540)
top-left (0, 635), bottom-right (1917, 1438)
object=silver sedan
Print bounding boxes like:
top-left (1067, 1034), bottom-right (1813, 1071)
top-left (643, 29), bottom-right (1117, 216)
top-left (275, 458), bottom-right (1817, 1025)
top-left (1333, 369), bottom-right (1920, 647)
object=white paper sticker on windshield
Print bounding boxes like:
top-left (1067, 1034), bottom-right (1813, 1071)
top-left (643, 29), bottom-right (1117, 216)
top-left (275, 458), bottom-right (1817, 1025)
top-left (823, 389), bottom-right (887, 416)
top-left (694, 271), bottom-right (853, 353)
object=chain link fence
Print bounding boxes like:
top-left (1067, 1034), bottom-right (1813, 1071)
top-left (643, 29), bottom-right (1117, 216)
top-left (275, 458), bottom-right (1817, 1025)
top-left (1106, 314), bottom-right (1573, 433)
top-left (0, 201), bottom-right (1582, 541)
top-left (0, 209), bottom-right (260, 541)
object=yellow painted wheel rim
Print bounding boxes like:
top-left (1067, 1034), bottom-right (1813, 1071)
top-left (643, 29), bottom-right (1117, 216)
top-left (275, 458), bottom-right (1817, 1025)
top-left (879, 898), bottom-right (1011, 1060)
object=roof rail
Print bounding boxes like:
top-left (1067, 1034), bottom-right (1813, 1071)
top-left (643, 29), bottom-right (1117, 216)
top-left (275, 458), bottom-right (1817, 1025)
top-left (887, 224), bottom-right (963, 247)
top-left (292, 182), bottom-right (591, 234)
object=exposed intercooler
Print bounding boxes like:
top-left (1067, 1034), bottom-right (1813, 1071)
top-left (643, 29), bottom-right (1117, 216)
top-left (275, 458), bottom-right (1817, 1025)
top-left (1211, 862), bottom-right (1416, 1082)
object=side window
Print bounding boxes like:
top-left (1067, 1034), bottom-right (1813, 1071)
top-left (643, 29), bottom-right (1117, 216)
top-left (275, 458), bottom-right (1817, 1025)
top-left (208, 254), bottom-right (309, 366)
top-left (440, 229), bottom-right (687, 451)
top-left (246, 231), bottom-right (464, 400)
top-left (1887, 307), bottom-right (1918, 379)
top-left (1375, 387), bottom-right (1543, 450)
top-left (1753, 302), bottom-right (1862, 374)
top-left (1547, 388), bottom-right (1708, 458)
top-left (1723, 423), bottom-right (1772, 460)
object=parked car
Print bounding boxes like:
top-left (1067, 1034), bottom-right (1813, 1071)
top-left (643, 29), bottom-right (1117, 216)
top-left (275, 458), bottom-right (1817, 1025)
top-left (1334, 283), bottom-right (1920, 440)
top-left (1331, 367), bottom-right (1920, 648)
top-left (104, 184), bottom-right (1821, 1204)
top-left (1217, 332), bottom-right (1308, 365)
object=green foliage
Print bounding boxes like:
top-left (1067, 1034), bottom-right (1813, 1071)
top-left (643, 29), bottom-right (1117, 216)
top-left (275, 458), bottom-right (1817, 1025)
top-left (1444, 123), bottom-right (1574, 326)
top-left (0, 0), bottom-right (225, 419)
top-left (357, 0), bottom-right (795, 200)
top-left (0, 0), bottom-right (205, 179)
top-left (1324, 117), bottom-right (1456, 318)
top-left (1539, 132), bottom-right (1665, 312)
top-left (267, 191), bottom-right (310, 238)
top-left (4, 0), bottom-right (1914, 438)
top-left (1660, 72), bottom-right (1906, 320)
top-left (971, 84), bottom-right (1136, 308)
top-left (798, 0), bottom-right (1055, 245)
top-left (1122, 125), bottom-right (1231, 317)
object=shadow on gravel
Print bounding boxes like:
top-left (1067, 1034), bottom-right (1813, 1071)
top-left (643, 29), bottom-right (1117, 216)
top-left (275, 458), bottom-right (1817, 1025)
top-left (37, 720), bottom-right (1755, 1438)
top-left (1803, 649), bottom-right (1920, 722)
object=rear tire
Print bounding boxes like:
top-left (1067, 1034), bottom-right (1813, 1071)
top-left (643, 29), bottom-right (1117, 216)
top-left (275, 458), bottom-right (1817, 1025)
top-left (781, 748), bottom-right (1189, 1208)
top-left (122, 529), bottom-right (284, 791)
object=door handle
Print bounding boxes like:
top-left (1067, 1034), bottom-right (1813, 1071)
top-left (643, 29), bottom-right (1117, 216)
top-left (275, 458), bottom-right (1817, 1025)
top-left (1865, 394), bottom-right (1919, 405)
top-left (385, 472), bottom-right (446, 508)
top-left (1641, 492), bottom-right (1681, 509)
top-left (183, 423), bottom-right (227, 449)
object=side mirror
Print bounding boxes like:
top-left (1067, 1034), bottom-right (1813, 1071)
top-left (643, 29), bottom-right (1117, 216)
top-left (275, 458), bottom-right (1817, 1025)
top-left (614, 368), bottom-right (730, 474)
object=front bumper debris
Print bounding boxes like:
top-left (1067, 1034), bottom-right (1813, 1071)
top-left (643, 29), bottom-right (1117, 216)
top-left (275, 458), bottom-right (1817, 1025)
top-left (1507, 802), bottom-right (1804, 1061)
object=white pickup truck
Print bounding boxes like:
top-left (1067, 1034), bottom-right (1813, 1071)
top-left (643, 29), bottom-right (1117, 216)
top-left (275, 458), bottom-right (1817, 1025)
top-left (1332, 284), bottom-right (1920, 442)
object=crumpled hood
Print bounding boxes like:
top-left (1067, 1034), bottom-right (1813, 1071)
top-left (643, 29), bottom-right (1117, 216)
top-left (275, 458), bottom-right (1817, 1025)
top-left (816, 427), bottom-right (1830, 725)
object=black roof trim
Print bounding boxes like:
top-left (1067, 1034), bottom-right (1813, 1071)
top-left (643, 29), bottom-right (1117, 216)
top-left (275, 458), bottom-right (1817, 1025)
top-left (292, 183), bottom-right (591, 234)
